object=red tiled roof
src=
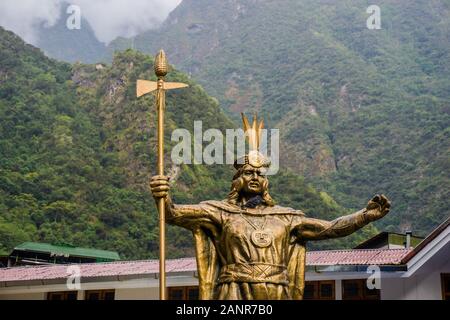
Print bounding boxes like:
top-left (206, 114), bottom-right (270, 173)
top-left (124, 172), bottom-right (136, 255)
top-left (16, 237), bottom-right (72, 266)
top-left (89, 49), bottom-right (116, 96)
top-left (0, 249), bottom-right (412, 284)
top-left (0, 257), bottom-right (196, 283)
top-left (307, 249), bottom-right (411, 266)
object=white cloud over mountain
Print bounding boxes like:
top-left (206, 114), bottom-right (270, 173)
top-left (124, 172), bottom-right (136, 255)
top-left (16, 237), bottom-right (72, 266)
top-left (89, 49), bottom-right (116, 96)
top-left (0, 0), bottom-right (182, 44)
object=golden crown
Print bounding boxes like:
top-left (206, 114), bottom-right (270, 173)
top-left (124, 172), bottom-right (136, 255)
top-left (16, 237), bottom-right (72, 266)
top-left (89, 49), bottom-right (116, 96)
top-left (234, 113), bottom-right (271, 169)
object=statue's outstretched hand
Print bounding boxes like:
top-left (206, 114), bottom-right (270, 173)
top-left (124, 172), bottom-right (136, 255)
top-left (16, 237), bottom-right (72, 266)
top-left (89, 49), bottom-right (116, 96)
top-left (366, 194), bottom-right (391, 221)
top-left (150, 175), bottom-right (170, 199)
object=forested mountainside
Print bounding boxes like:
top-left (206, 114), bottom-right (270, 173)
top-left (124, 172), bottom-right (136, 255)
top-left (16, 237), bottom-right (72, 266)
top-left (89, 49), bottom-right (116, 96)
top-left (0, 27), bottom-right (372, 258)
top-left (109, 0), bottom-right (450, 235)
top-left (36, 3), bottom-right (106, 64)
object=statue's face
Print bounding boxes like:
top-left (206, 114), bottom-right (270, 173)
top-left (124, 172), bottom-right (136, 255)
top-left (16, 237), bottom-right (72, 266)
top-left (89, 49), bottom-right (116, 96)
top-left (240, 164), bottom-right (267, 195)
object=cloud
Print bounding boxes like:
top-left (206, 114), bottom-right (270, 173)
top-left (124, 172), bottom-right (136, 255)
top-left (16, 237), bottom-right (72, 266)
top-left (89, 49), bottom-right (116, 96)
top-left (0, 0), bottom-right (61, 44)
top-left (71, 0), bottom-right (182, 43)
top-left (0, 0), bottom-right (182, 44)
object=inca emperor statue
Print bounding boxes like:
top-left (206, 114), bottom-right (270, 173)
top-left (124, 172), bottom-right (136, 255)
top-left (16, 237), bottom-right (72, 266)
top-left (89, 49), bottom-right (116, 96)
top-left (150, 113), bottom-right (391, 300)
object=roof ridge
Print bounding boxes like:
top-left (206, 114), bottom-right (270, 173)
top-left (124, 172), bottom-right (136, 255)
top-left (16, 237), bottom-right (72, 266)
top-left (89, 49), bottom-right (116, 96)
top-left (401, 216), bottom-right (450, 264)
top-left (308, 248), bottom-right (411, 253)
top-left (0, 257), bottom-right (197, 271)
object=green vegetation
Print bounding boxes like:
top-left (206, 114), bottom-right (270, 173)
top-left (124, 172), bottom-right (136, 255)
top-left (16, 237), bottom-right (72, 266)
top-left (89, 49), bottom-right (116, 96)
top-left (114, 0), bottom-right (450, 237)
top-left (0, 27), bottom-right (364, 258)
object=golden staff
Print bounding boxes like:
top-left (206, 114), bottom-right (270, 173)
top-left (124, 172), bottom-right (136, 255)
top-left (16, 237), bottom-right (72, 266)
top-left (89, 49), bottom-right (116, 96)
top-left (136, 50), bottom-right (188, 300)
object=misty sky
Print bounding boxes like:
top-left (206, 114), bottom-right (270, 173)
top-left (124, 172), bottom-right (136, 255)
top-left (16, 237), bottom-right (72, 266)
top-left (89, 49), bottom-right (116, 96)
top-left (0, 0), bottom-right (182, 44)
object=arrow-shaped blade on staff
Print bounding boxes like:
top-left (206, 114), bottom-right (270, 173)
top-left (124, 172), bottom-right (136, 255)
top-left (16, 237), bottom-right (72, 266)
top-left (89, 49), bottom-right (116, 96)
top-left (136, 80), bottom-right (189, 97)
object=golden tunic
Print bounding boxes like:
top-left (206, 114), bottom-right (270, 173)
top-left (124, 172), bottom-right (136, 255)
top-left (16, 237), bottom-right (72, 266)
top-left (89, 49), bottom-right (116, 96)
top-left (168, 200), bottom-right (308, 300)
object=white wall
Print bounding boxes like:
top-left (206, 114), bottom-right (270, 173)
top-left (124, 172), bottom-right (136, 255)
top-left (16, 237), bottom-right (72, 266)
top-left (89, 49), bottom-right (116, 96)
top-left (0, 275), bottom-right (199, 300)
top-left (115, 287), bottom-right (159, 300)
top-left (381, 252), bottom-right (450, 300)
top-left (0, 292), bottom-right (45, 300)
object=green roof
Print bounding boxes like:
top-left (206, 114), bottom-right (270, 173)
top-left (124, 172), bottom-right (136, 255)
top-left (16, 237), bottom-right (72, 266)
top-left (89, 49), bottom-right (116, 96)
top-left (14, 242), bottom-right (120, 261)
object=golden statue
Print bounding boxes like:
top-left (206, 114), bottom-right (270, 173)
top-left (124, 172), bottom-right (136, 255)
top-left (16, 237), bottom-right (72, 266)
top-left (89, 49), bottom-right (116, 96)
top-left (142, 50), bottom-right (390, 300)
top-left (150, 113), bottom-right (390, 300)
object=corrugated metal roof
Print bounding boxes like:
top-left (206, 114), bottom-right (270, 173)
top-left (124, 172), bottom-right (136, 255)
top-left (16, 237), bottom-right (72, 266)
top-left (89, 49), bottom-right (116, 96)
top-left (0, 249), bottom-right (412, 284)
top-left (13, 242), bottom-right (120, 261)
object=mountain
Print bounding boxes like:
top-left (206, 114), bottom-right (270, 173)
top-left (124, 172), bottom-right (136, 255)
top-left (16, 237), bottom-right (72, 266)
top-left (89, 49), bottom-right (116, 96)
top-left (36, 3), bottom-right (107, 63)
top-left (109, 0), bottom-right (450, 236)
top-left (0, 27), bottom-right (368, 258)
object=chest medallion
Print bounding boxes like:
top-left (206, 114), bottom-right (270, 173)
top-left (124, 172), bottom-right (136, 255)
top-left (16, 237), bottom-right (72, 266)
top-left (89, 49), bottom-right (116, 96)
top-left (240, 212), bottom-right (273, 248)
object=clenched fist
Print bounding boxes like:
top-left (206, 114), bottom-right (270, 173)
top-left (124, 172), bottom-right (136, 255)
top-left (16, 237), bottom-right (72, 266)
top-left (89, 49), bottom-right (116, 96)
top-left (365, 194), bottom-right (391, 221)
top-left (150, 175), bottom-right (170, 199)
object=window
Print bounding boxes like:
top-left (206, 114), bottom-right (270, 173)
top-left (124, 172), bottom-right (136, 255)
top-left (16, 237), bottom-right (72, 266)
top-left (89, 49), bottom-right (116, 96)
top-left (85, 290), bottom-right (115, 300)
top-left (441, 274), bottom-right (450, 300)
top-left (342, 279), bottom-right (380, 300)
top-left (47, 291), bottom-right (78, 300)
top-left (303, 281), bottom-right (335, 300)
top-left (320, 281), bottom-right (334, 299)
top-left (343, 281), bottom-right (360, 299)
top-left (187, 287), bottom-right (199, 300)
top-left (168, 286), bottom-right (199, 300)
top-left (168, 287), bottom-right (184, 300)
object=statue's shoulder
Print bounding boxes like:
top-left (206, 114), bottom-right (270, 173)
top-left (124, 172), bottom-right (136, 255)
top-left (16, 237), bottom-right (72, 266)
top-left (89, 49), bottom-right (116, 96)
top-left (267, 205), bottom-right (305, 216)
top-left (199, 200), bottom-right (305, 216)
top-left (199, 200), bottom-right (241, 213)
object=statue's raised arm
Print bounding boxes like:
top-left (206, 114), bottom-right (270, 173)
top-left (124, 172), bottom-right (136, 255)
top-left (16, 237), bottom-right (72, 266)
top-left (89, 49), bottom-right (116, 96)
top-left (293, 194), bottom-right (391, 240)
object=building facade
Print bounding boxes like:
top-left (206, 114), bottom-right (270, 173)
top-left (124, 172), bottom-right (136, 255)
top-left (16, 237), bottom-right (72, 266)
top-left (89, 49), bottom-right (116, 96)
top-left (0, 218), bottom-right (448, 300)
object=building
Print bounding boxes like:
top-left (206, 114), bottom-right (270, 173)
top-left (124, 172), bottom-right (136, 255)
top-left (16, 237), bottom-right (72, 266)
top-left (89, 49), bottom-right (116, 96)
top-left (353, 231), bottom-right (424, 249)
top-left (0, 217), bottom-right (448, 300)
top-left (5, 242), bottom-right (121, 267)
